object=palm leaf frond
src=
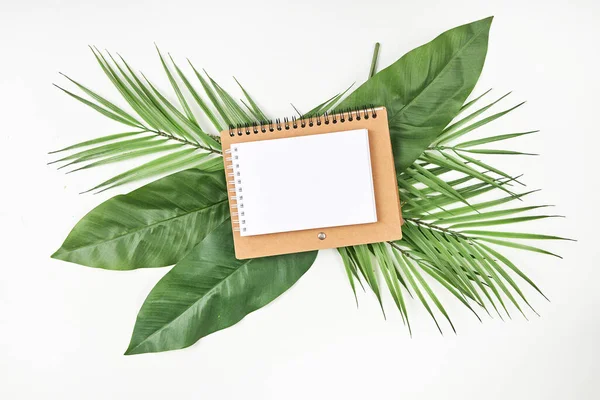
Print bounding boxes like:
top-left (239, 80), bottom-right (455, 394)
top-left (335, 90), bottom-right (568, 333)
top-left (51, 48), bottom-right (270, 191)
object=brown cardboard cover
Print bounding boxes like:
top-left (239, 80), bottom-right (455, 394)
top-left (220, 107), bottom-right (402, 259)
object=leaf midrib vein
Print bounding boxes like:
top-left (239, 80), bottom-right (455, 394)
top-left (62, 198), bottom-right (228, 253)
top-left (388, 24), bottom-right (487, 125)
top-left (129, 254), bottom-right (252, 352)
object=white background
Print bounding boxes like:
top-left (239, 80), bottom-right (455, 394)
top-left (1, 0), bottom-right (598, 399)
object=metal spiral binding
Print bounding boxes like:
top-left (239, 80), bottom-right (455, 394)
top-left (227, 105), bottom-right (378, 137)
top-left (224, 146), bottom-right (246, 233)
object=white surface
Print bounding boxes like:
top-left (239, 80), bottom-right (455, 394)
top-left (232, 129), bottom-right (376, 236)
top-left (1, 0), bottom-right (599, 399)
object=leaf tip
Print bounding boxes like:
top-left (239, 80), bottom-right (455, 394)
top-left (123, 342), bottom-right (139, 356)
top-left (123, 346), bottom-right (138, 356)
top-left (50, 248), bottom-right (66, 261)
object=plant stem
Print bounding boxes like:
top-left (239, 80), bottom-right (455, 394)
top-left (387, 241), bottom-right (419, 261)
top-left (405, 218), bottom-right (469, 240)
top-left (427, 145), bottom-right (455, 151)
top-left (149, 128), bottom-right (222, 155)
top-left (369, 43), bottom-right (380, 79)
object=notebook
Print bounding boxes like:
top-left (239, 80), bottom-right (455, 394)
top-left (221, 106), bottom-right (402, 259)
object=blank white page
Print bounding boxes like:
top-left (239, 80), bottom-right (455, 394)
top-left (231, 129), bottom-right (377, 236)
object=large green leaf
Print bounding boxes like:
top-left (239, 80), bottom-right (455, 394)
top-left (52, 169), bottom-right (229, 270)
top-left (338, 17), bottom-right (492, 172)
top-left (125, 221), bottom-right (318, 355)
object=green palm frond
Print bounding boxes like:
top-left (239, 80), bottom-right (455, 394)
top-left (51, 47), bottom-right (265, 193)
top-left (335, 91), bottom-right (570, 332)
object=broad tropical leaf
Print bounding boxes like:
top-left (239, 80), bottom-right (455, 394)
top-left (52, 169), bottom-right (229, 270)
top-left (125, 221), bottom-right (318, 354)
top-left (338, 17), bottom-right (492, 173)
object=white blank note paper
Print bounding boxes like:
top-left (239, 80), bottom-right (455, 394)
top-left (231, 129), bottom-right (377, 236)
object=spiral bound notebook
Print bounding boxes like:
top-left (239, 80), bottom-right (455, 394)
top-left (222, 107), bottom-right (402, 259)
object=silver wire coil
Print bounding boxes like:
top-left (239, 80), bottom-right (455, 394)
top-left (228, 105), bottom-right (378, 137)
